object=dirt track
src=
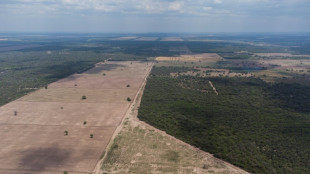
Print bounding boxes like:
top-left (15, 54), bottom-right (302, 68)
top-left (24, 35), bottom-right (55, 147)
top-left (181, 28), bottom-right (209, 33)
top-left (0, 61), bottom-right (152, 174)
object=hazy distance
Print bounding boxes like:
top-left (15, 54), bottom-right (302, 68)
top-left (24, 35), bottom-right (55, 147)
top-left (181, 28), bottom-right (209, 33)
top-left (0, 0), bottom-right (310, 33)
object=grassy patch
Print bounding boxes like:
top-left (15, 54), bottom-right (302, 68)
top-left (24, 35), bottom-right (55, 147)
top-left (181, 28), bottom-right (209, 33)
top-left (101, 122), bottom-right (240, 173)
top-left (161, 150), bottom-right (179, 162)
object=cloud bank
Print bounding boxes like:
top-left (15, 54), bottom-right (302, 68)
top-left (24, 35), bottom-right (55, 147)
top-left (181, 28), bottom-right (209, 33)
top-left (0, 0), bottom-right (309, 32)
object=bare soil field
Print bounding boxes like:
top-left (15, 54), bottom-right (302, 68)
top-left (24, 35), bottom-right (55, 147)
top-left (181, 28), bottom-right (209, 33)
top-left (160, 37), bottom-right (184, 41)
top-left (111, 37), bottom-right (137, 40)
top-left (0, 61), bottom-right (152, 174)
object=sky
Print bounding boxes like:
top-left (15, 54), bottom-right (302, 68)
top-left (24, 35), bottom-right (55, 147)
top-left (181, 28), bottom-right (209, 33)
top-left (0, 0), bottom-right (310, 33)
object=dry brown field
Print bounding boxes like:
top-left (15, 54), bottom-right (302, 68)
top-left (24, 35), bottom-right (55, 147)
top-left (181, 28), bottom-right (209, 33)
top-left (0, 61), bottom-right (152, 174)
top-left (160, 37), bottom-right (184, 41)
top-left (110, 37), bottom-right (137, 40)
top-left (156, 53), bottom-right (222, 62)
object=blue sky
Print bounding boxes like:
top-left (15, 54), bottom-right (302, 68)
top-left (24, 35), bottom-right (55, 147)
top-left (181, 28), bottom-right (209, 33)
top-left (0, 0), bottom-right (309, 33)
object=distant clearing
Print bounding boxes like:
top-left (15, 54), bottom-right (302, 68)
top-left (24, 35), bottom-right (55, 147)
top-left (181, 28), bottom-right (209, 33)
top-left (255, 53), bottom-right (310, 58)
top-left (156, 53), bottom-right (222, 62)
top-left (161, 37), bottom-right (184, 41)
top-left (135, 37), bottom-right (158, 41)
top-left (111, 37), bottom-right (137, 40)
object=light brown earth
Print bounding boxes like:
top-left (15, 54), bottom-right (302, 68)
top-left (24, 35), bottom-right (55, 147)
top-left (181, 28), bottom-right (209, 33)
top-left (156, 53), bottom-right (222, 62)
top-left (160, 37), bottom-right (184, 41)
top-left (0, 61), bottom-right (152, 174)
top-left (209, 81), bottom-right (218, 95)
top-left (111, 37), bottom-right (137, 40)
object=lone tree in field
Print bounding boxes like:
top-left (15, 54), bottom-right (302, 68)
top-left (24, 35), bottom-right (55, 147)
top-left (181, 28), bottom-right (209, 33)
top-left (64, 131), bottom-right (68, 136)
top-left (83, 121), bottom-right (87, 125)
top-left (90, 134), bottom-right (94, 138)
top-left (126, 84), bottom-right (130, 87)
top-left (63, 171), bottom-right (68, 174)
top-left (127, 97), bottom-right (131, 102)
top-left (14, 111), bottom-right (17, 116)
top-left (81, 95), bottom-right (87, 100)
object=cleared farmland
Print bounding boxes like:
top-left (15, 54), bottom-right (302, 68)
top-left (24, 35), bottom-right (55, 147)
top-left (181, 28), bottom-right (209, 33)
top-left (0, 61), bottom-right (152, 174)
top-left (156, 53), bottom-right (222, 62)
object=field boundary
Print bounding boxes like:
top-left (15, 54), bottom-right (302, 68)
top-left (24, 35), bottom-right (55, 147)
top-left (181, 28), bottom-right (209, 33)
top-left (92, 62), bottom-right (154, 174)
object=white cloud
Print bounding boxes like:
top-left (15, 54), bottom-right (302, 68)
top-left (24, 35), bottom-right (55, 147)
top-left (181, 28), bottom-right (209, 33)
top-left (203, 6), bottom-right (213, 10)
top-left (214, 0), bottom-right (222, 4)
top-left (1, 0), bottom-right (309, 17)
top-left (1, 0), bottom-right (309, 32)
top-left (168, 1), bottom-right (184, 11)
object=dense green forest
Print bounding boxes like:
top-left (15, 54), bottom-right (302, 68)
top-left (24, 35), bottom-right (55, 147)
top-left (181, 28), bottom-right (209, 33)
top-left (0, 51), bottom-right (108, 106)
top-left (138, 66), bottom-right (310, 174)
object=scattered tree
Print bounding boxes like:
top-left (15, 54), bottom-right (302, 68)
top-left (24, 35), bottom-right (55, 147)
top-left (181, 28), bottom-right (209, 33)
top-left (14, 111), bottom-right (17, 116)
top-left (90, 134), bottom-right (94, 138)
top-left (61, 107), bottom-right (63, 109)
top-left (127, 97), bottom-right (131, 102)
top-left (81, 95), bottom-right (87, 100)
top-left (83, 121), bottom-right (87, 125)
top-left (64, 131), bottom-right (68, 136)
top-left (44, 85), bottom-right (48, 89)
top-left (126, 84), bottom-right (130, 87)
top-left (102, 73), bottom-right (106, 76)
top-left (63, 171), bottom-right (68, 174)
